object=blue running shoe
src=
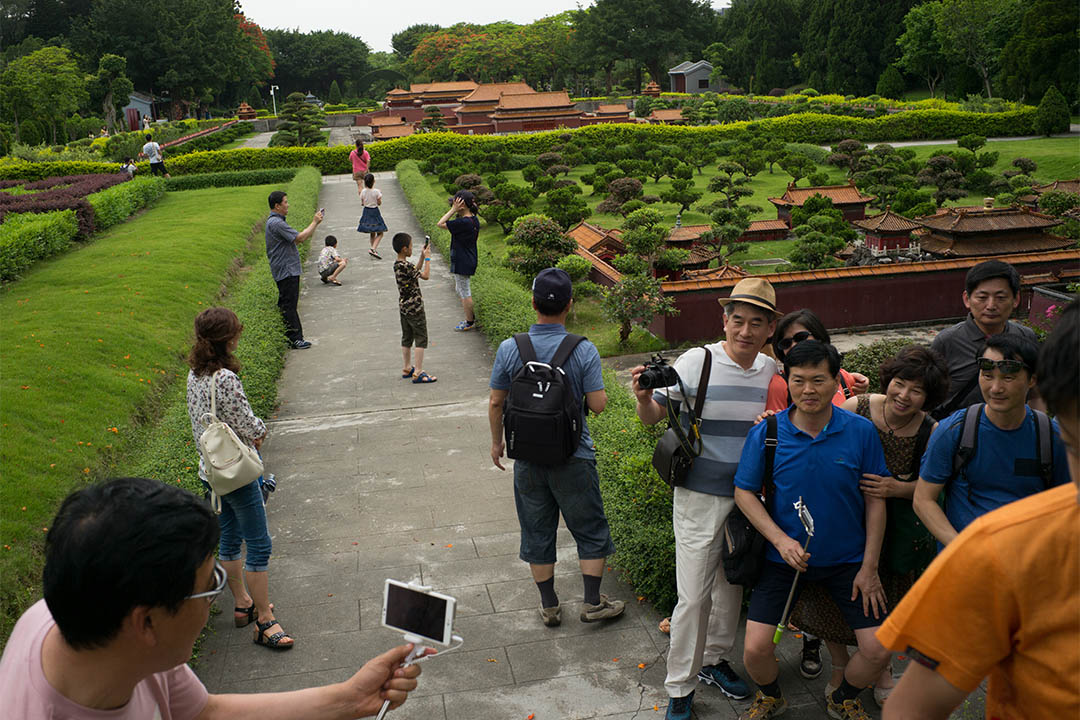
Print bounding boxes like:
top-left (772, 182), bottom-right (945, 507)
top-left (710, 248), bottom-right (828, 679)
top-left (665, 690), bottom-right (694, 720)
top-left (697, 660), bottom-right (751, 700)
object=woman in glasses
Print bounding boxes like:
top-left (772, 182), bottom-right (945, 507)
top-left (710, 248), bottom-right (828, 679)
top-left (186, 307), bottom-right (293, 650)
top-left (794, 345), bottom-right (949, 704)
top-left (766, 309), bottom-right (870, 411)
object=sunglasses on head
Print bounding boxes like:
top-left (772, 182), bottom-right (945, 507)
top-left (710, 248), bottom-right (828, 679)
top-left (778, 330), bottom-right (812, 352)
top-left (977, 358), bottom-right (1029, 374)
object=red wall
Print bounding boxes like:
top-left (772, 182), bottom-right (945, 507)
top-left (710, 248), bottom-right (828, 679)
top-left (648, 255), bottom-right (1079, 343)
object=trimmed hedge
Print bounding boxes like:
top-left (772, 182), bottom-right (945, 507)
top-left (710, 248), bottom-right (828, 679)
top-left (590, 369), bottom-right (676, 612)
top-left (130, 167), bottom-right (322, 496)
top-left (165, 168), bottom-right (298, 191)
top-left (87, 176), bottom-right (167, 231)
top-left (396, 159), bottom-right (535, 348)
top-left (841, 338), bottom-right (916, 393)
top-left (0, 210), bottom-right (79, 282)
top-left (0, 108), bottom-right (1040, 181)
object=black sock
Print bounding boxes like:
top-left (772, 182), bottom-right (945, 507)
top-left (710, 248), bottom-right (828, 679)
top-left (582, 573), bottom-right (602, 605)
top-left (536, 578), bottom-right (558, 608)
top-left (758, 679), bottom-right (782, 699)
top-left (831, 678), bottom-right (862, 703)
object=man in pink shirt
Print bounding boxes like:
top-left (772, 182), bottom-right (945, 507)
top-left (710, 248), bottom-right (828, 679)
top-left (0, 477), bottom-right (428, 720)
top-left (349, 140), bottom-right (370, 188)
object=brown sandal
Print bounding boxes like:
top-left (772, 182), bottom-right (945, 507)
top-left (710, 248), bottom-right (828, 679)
top-left (254, 618), bottom-right (294, 650)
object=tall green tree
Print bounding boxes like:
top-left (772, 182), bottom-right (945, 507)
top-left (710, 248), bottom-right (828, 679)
top-left (270, 91), bottom-right (325, 147)
top-left (391, 23), bottom-right (441, 61)
top-left (264, 28), bottom-right (370, 96)
top-left (0, 45), bottom-right (87, 143)
top-left (999, 0), bottom-right (1079, 105)
top-left (88, 54), bottom-right (134, 134)
top-left (714, 0), bottom-right (801, 92)
top-left (895, 2), bottom-right (947, 98)
top-left (935, 0), bottom-right (1022, 98)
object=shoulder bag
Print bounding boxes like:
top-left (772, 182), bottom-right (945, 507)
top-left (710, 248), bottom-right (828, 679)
top-left (198, 369), bottom-right (264, 512)
top-left (720, 414), bottom-right (777, 587)
top-left (651, 348), bottom-right (712, 488)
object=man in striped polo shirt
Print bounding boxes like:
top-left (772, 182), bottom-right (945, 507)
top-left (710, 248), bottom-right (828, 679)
top-left (633, 278), bottom-right (781, 720)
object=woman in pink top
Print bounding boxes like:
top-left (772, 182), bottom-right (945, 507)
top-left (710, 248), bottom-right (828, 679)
top-left (349, 140), bottom-right (370, 187)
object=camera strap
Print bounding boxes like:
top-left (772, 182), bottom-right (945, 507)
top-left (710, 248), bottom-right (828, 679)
top-left (663, 347), bottom-right (712, 457)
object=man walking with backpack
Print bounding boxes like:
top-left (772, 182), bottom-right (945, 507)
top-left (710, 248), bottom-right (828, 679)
top-left (488, 268), bottom-right (625, 627)
top-left (914, 334), bottom-right (1070, 547)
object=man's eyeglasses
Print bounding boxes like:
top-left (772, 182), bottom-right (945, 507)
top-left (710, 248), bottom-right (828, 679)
top-left (977, 358), bottom-right (1029, 375)
top-left (186, 560), bottom-right (227, 603)
top-left (778, 330), bottom-right (812, 352)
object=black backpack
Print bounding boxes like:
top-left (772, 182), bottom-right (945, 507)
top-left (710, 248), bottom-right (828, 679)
top-left (503, 333), bottom-right (587, 465)
top-left (951, 403), bottom-right (1054, 488)
top-left (721, 414), bottom-right (777, 588)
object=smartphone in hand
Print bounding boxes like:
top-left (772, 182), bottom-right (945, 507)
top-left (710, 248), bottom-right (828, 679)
top-left (423, 235), bottom-right (430, 249)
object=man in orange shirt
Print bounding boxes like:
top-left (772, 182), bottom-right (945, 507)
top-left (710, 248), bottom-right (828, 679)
top-left (876, 300), bottom-right (1079, 719)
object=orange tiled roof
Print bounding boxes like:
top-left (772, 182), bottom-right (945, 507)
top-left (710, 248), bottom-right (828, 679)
top-left (919, 232), bottom-right (1073, 257)
top-left (374, 124), bottom-right (414, 139)
top-left (460, 82), bottom-right (534, 103)
top-left (668, 225), bottom-right (711, 243)
top-left (682, 264), bottom-right (749, 280)
top-left (684, 245), bottom-right (722, 265)
top-left (745, 220), bottom-right (789, 233)
top-left (660, 249), bottom-right (1080, 292)
top-left (370, 116), bottom-right (407, 126)
top-left (853, 209), bottom-right (922, 233)
top-left (491, 108), bottom-right (584, 119)
top-left (916, 206), bottom-right (1062, 233)
top-left (574, 246), bottom-right (622, 283)
top-left (386, 87), bottom-right (410, 95)
top-left (769, 181), bottom-right (875, 207)
top-left (1034, 179), bottom-right (1080, 195)
top-left (495, 91), bottom-right (574, 110)
top-left (566, 222), bottom-right (619, 252)
top-left (649, 108), bottom-right (685, 122)
top-left (596, 104), bottom-right (631, 114)
top-left (411, 81), bottom-right (478, 93)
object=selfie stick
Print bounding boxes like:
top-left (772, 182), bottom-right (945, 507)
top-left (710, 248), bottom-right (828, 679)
top-left (773, 497), bottom-right (815, 645)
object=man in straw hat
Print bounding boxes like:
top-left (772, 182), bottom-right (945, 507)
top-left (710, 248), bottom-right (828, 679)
top-left (633, 278), bottom-right (782, 720)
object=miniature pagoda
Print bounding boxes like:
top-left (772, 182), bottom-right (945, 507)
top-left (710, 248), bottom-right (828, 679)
top-left (769, 180), bottom-right (876, 225)
top-left (853, 208), bottom-right (923, 252)
top-left (914, 206), bottom-right (1072, 257)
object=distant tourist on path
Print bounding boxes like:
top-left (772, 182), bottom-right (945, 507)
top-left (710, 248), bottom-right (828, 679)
top-left (357, 173), bottom-right (388, 259)
top-left (186, 306), bottom-right (293, 650)
top-left (393, 232), bottom-right (436, 384)
top-left (140, 133), bottom-right (170, 177)
top-left (634, 277), bottom-right (783, 719)
top-left (914, 333), bottom-right (1069, 547)
top-left (317, 235), bottom-right (348, 286)
top-left (929, 259), bottom-right (1038, 418)
top-left (266, 190), bottom-right (323, 349)
top-left (878, 301), bottom-right (1079, 719)
top-left (120, 158), bottom-right (137, 177)
top-left (349, 139), bottom-right (370, 188)
top-left (0, 476), bottom-right (429, 719)
top-left (488, 268), bottom-right (624, 627)
top-left (437, 190), bottom-right (480, 331)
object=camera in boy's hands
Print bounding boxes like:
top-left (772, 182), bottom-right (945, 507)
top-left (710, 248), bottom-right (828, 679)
top-left (638, 354), bottom-right (680, 389)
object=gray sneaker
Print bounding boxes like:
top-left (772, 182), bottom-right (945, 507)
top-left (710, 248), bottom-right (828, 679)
top-left (580, 594), bottom-right (625, 623)
top-left (539, 604), bottom-right (561, 627)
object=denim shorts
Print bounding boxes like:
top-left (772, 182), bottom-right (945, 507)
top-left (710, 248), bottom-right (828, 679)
top-left (202, 478), bottom-right (272, 572)
top-left (747, 561), bottom-right (887, 631)
top-left (513, 457), bottom-right (616, 564)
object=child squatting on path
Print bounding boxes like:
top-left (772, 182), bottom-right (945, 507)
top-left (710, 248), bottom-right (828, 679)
top-left (317, 236), bottom-right (348, 286)
top-left (394, 233), bottom-right (437, 384)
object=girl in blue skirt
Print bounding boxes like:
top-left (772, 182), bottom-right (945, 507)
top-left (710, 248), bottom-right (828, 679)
top-left (357, 172), bottom-right (388, 259)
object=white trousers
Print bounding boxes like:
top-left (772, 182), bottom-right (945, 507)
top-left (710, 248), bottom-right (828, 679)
top-left (664, 486), bottom-right (744, 698)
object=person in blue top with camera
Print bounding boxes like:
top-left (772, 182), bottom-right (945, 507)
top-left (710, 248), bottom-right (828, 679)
top-left (913, 333), bottom-right (1069, 547)
top-left (733, 339), bottom-right (893, 720)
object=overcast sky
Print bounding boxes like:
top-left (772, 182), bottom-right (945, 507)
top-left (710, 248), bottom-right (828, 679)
top-left (239, 1), bottom-right (731, 53)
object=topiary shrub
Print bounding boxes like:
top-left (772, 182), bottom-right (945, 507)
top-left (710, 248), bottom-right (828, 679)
top-left (841, 338), bottom-right (915, 393)
top-left (537, 152), bottom-right (563, 169)
top-left (1034, 85), bottom-right (1070, 136)
top-left (505, 213), bottom-right (577, 277)
top-left (556, 253), bottom-right (593, 283)
top-left (453, 173), bottom-right (483, 189)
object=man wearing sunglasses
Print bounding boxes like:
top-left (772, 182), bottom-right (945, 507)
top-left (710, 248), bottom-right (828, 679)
top-left (913, 334), bottom-right (1069, 547)
top-left (0, 477), bottom-right (429, 720)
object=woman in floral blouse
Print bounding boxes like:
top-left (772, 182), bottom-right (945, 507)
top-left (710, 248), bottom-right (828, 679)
top-left (186, 307), bottom-right (293, 650)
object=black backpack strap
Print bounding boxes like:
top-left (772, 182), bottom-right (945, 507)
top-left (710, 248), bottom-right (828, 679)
top-left (692, 348), bottom-right (712, 421)
top-left (513, 333), bottom-right (538, 365)
top-left (952, 404), bottom-right (982, 482)
top-left (763, 414), bottom-right (778, 504)
top-left (909, 414), bottom-right (936, 478)
top-left (549, 333), bottom-right (586, 371)
top-left (838, 372), bottom-right (851, 398)
top-left (1033, 409), bottom-right (1054, 488)
top-left (932, 372), bottom-right (980, 420)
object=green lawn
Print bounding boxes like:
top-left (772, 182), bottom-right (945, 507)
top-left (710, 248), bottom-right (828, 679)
top-left (0, 184), bottom-right (280, 643)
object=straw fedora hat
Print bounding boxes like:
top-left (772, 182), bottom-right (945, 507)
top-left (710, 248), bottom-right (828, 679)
top-left (717, 277), bottom-right (782, 317)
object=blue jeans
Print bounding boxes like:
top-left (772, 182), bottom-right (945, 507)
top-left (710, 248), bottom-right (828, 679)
top-left (203, 479), bottom-right (272, 572)
top-left (513, 457), bottom-right (616, 564)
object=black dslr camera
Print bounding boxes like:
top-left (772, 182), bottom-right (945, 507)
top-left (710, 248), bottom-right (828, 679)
top-left (638, 354), bottom-right (680, 389)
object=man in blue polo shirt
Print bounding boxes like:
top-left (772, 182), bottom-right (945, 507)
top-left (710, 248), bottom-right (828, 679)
top-left (266, 190), bottom-right (323, 349)
top-left (734, 340), bottom-right (892, 720)
top-left (914, 333), bottom-right (1069, 547)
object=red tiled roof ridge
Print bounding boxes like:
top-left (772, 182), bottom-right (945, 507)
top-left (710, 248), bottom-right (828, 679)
top-left (659, 248), bottom-right (1080, 291)
top-left (496, 91), bottom-right (573, 109)
top-left (853, 209), bottom-right (922, 232)
top-left (746, 219), bottom-right (790, 231)
top-left (461, 82), bottom-right (535, 103)
top-left (769, 180), bottom-right (875, 206)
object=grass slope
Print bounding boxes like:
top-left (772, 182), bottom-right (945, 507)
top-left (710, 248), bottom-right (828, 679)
top-left (0, 184), bottom-right (283, 643)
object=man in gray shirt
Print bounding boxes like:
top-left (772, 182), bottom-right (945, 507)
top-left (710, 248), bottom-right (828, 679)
top-left (266, 190), bottom-right (323, 349)
top-left (929, 259), bottom-right (1037, 418)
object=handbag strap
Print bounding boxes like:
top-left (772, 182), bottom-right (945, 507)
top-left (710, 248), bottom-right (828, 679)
top-left (763, 414), bottom-right (778, 505)
top-left (209, 369), bottom-right (220, 420)
top-left (692, 348), bottom-right (712, 423)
